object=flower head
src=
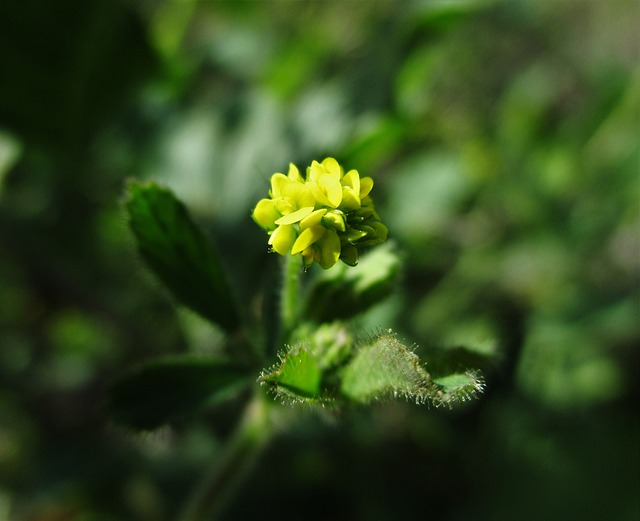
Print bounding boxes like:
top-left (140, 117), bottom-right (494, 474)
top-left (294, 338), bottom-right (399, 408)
top-left (253, 158), bottom-right (388, 269)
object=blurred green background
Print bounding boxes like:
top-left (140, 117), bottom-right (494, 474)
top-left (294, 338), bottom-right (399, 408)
top-left (0, 1), bottom-right (638, 520)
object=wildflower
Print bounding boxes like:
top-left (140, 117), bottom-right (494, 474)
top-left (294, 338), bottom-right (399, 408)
top-left (252, 158), bottom-right (388, 269)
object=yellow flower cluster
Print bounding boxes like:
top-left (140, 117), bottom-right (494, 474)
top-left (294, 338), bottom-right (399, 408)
top-left (252, 158), bottom-right (388, 269)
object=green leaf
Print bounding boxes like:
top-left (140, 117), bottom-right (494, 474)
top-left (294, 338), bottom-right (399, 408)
top-left (106, 356), bottom-right (253, 430)
top-left (305, 242), bottom-right (401, 323)
top-left (341, 331), bottom-right (435, 403)
top-left (259, 347), bottom-right (322, 400)
top-left (340, 331), bottom-right (485, 406)
top-left (126, 180), bottom-right (240, 333)
top-left (432, 371), bottom-right (485, 405)
top-left (289, 322), bottom-right (354, 371)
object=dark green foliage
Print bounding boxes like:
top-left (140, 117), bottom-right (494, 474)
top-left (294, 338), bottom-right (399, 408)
top-left (126, 181), bottom-right (241, 333)
top-left (304, 242), bottom-right (401, 322)
top-left (106, 356), bottom-right (253, 430)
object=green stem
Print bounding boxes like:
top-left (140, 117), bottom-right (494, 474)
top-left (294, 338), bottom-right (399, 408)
top-left (280, 254), bottom-right (302, 344)
top-left (180, 256), bottom-right (302, 520)
top-left (180, 392), bottom-right (273, 521)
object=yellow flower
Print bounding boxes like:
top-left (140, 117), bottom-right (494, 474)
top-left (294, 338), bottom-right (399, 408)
top-left (252, 158), bottom-right (387, 269)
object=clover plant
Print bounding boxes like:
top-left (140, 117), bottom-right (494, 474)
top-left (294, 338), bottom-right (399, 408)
top-left (107, 158), bottom-right (485, 521)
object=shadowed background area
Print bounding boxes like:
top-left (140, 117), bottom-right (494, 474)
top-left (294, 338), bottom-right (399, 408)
top-left (0, 1), bottom-right (638, 520)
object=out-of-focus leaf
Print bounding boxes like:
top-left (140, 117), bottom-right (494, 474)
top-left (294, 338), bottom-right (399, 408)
top-left (385, 152), bottom-right (474, 241)
top-left (304, 242), bottom-right (401, 323)
top-left (428, 345), bottom-right (495, 377)
top-left (259, 347), bottom-right (322, 400)
top-left (106, 356), bottom-right (253, 430)
top-left (0, 130), bottom-right (21, 194)
top-left (126, 181), bottom-right (241, 333)
top-left (343, 116), bottom-right (406, 168)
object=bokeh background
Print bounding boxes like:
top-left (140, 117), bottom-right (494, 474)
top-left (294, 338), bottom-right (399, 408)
top-left (0, 1), bottom-right (638, 520)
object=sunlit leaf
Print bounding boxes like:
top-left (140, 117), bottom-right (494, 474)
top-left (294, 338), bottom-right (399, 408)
top-left (340, 331), bottom-right (435, 403)
top-left (259, 347), bottom-right (322, 400)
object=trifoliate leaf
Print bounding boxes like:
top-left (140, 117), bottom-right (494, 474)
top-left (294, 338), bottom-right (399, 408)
top-left (126, 180), bottom-right (241, 333)
top-left (259, 347), bottom-right (322, 400)
top-left (106, 356), bottom-right (254, 430)
top-left (305, 242), bottom-right (401, 322)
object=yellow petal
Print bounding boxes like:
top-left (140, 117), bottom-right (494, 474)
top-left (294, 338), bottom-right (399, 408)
top-left (274, 197), bottom-right (294, 215)
top-left (321, 157), bottom-right (342, 179)
top-left (283, 182), bottom-right (316, 209)
top-left (309, 181), bottom-right (331, 207)
top-left (339, 187), bottom-right (360, 211)
top-left (268, 224), bottom-right (296, 255)
top-left (292, 225), bottom-right (326, 255)
top-left (317, 229), bottom-right (341, 269)
top-left (300, 208), bottom-right (327, 229)
top-left (287, 163), bottom-right (303, 183)
top-left (252, 198), bottom-right (280, 230)
top-left (275, 206), bottom-right (314, 225)
top-left (341, 170), bottom-right (360, 194)
top-left (308, 160), bottom-right (323, 182)
top-left (359, 176), bottom-right (374, 199)
top-left (319, 175), bottom-right (342, 207)
top-left (270, 173), bottom-right (290, 197)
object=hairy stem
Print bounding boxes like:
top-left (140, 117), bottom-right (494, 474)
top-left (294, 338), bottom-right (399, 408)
top-left (280, 254), bottom-right (301, 344)
top-left (180, 392), bottom-right (273, 521)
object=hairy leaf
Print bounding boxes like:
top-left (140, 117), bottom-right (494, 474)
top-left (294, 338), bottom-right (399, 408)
top-left (432, 371), bottom-right (485, 405)
top-left (289, 322), bottom-right (354, 370)
top-left (126, 181), bottom-right (240, 332)
top-left (341, 331), bottom-right (435, 403)
top-left (259, 347), bottom-right (322, 400)
top-left (106, 356), bottom-right (253, 430)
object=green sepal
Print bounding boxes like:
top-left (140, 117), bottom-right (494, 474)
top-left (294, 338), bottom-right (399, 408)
top-left (305, 242), bottom-right (401, 322)
top-left (106, 356), bottom-right (253, 430)
top-left (259, 346), bottom-right (322, 401)
top-left (340, 331), bottom-right (435, 403)
top-left (125, 180), bottom-right (241, 333)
